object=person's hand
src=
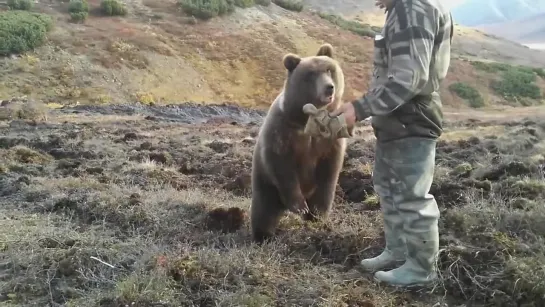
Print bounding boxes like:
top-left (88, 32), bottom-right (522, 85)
top-left (330, 102), bottom-right (357, 131)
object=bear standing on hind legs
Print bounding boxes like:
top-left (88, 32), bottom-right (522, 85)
top-left (250, 43), bottom-right (352, 244)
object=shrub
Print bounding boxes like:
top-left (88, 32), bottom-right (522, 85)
top-left (272, 0), bottom-right (303, 12)
top-left (68, 0), bottom-right (89, 22)
top-left (101, 0), bottom-right (128, 16)
top-left (70, 11), bottom-right (88, 22)
top-left (255, 0), bottom-right (270, 5)
top-left (533, 67), bottom-right (545, 79)
top-left (178, 0), bottom-right (235, 20)
top-left (7, 0), bottom-right (33, 10)
top-left (0, 100), bottom-right (49, 121)
top-left (234, 0), bottom-right (254, 7)
top-left (134, 91), bottom-right (156, 105)
top-left (492, 69), bottom-right (542, 100)
top-left (0, 11), bottom-right (53, 56)
top-left (318, 12), bottom-right (378, 38)
top-left (449, 82), bottom-right (485, 108)
top-left (68, 0), bottom-right (89, 14)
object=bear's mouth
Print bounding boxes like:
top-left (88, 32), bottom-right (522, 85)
top-left (318, 95), bottom-right (334, 107)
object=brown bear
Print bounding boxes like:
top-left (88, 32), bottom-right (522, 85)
top-left (250, 43), bottom-right (350, 244)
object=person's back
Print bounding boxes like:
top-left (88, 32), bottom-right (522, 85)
top-left (366, 0), bottom-right (454, 142)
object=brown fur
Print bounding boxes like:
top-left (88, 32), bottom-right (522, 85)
top-left (250, 43), bottom-right (351, 244)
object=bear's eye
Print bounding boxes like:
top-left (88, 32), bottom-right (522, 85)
top-left (326, 69), bottom-right (332, 75)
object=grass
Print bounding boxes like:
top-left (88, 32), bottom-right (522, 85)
top-left (317, 12), bottom-right (380, 38)
top-left (449, 82), bottom-right (485, 108)
top-left (1, 103), bottom-right (545, 306)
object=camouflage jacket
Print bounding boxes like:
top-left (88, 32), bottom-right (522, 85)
top-left (351, 0), bottom-right (454, 142)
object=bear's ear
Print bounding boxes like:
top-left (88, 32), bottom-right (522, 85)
top-left (283, 54), bottom-right (301, 72)
top-left (316, 43), bottom-right (334, 58)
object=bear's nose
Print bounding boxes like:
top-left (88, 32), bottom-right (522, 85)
top-left (325, 84), bottom-right (334, 96)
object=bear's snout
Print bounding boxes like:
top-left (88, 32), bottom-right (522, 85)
top-left (324, 84), bottom-right (335, 97)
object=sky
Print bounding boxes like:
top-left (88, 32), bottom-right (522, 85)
top-left (447, 0), bottom-right (466, 8)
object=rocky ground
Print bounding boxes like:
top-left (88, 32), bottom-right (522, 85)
top-left (1, 100), bottom-right (545, 306)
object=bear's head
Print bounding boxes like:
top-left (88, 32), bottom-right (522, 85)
top-left (281, 43), bottom-right (345, 121)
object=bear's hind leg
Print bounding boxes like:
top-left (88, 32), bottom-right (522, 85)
top-left (250, 181), bottom-right (285, 244)
top-left (303, 150), bottom-right (344, 221)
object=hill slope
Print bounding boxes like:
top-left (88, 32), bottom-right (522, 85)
top-left (1, 0), bottom-right (545, 110)
top-left (479, 12), bottom-right (545, 44)
top-left (451, 0), bottom-right (545, 26)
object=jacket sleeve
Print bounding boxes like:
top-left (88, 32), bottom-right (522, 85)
top-left (351, 9), bottom-right (436, 121)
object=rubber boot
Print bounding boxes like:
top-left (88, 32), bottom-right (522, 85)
top-left (360, 141), bottom-right (407, 273)
top-left (360, 206), bottom-right (406, 272)
top-left (360, 247), bottom-right (406, 273)
top-left (374, 220), bottom-right (439, 287)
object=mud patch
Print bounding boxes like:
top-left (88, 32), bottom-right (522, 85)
top-left (475, 160), bottom-right (540, 181)
top-left (338, 170), bottom-right (374, 203)
top-left (205, 207), bottom-right (247, 233)
top-left (59, 102), bottom-right (266, 125)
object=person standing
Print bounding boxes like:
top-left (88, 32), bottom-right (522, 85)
top-left (321, 0), bottom-right (454, 287)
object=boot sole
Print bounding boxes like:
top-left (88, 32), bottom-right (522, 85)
top-left (372, 275), bottom-right (438, 289)
top-left (359, 260), bottom-right (405, 273)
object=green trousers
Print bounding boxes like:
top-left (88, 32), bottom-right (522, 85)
top-left (372, 136), bottom-right (440, 276)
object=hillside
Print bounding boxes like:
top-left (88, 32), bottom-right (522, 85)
top-left (451, 0), bottom-right (545, 27)
top-left (1, 0), bottom-right (545, 110)
top-left (452, 0), bottom-right (545, 46)
top-left (2, 1), bottom-right (545, 306)
top-left (479, 12), bottom-right (545, 44)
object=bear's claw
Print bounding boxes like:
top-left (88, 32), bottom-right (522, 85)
top-left (288, 199), bottom-right (309, 214)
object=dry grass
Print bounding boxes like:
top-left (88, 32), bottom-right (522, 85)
top-left (0, 103), bottom-right (544, 306)
top-left (0, 100), bottom-right (49, 122)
